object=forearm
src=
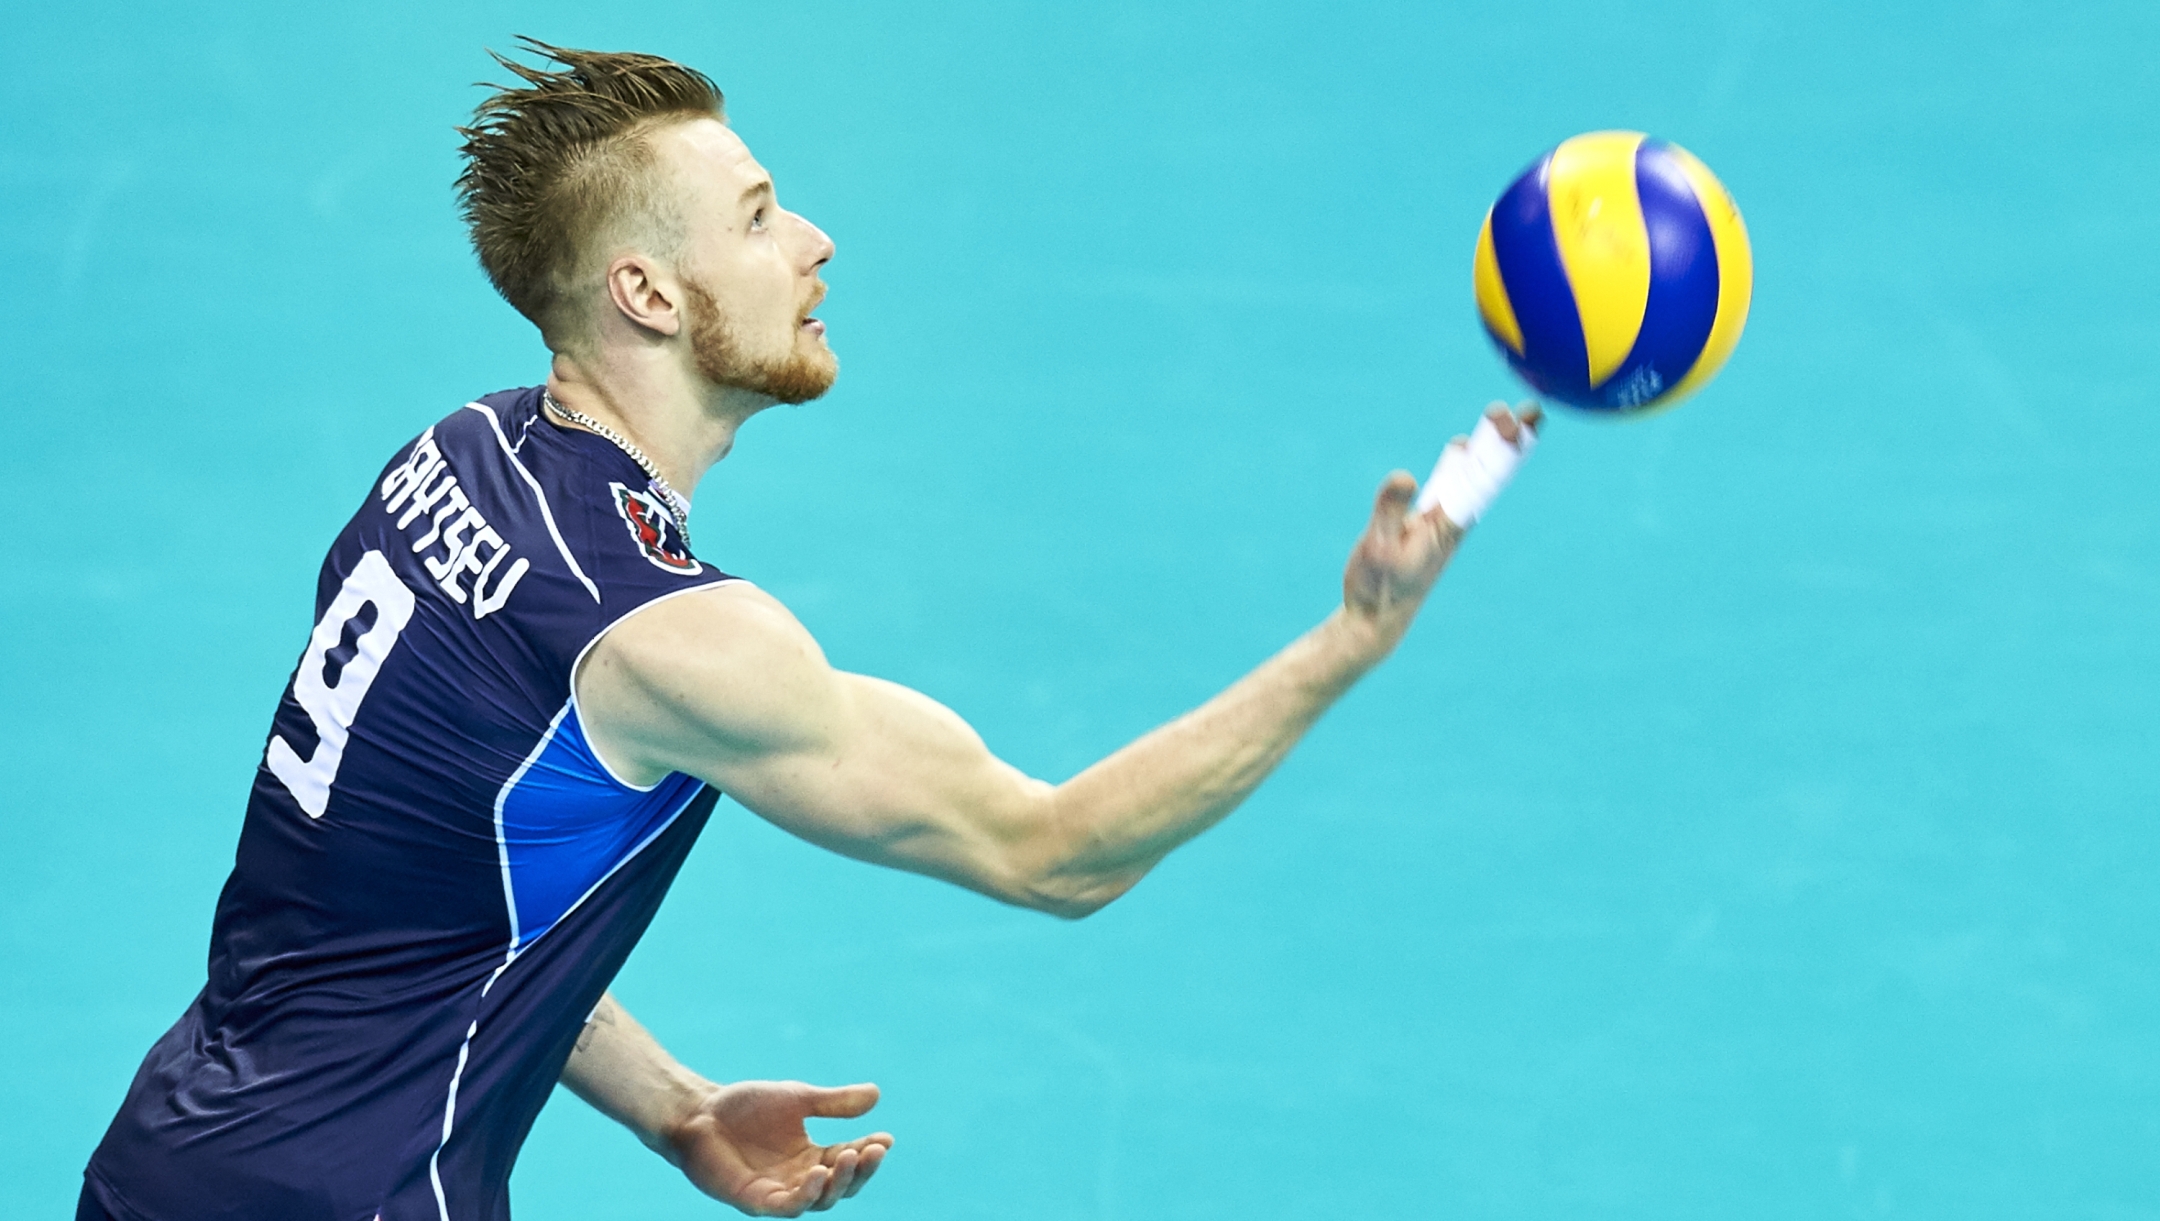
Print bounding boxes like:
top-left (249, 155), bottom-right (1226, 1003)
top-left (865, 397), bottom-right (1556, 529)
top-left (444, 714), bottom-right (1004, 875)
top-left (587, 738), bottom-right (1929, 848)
top-left (619, 418), bottom-right (1528, 919)
top-left (559, 992), bottom-right (713, 1161)
top-left (1022, 606), bottom-right (1396, 913)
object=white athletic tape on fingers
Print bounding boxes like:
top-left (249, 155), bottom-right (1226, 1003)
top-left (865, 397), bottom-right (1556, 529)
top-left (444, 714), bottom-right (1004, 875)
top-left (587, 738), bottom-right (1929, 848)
top-left (1413, 414), bottom-right (1536, 527)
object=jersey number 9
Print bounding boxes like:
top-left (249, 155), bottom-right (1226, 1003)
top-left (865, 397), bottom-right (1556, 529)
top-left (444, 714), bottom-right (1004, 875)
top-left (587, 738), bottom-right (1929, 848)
top-left (266, 550), bottom-right (416, 817)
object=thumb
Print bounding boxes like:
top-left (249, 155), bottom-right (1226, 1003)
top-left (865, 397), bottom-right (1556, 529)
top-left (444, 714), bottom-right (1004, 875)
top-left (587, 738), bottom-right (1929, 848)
top-left (1369, 470), bottom-right (1417, 531)
top-left (804, 1082), bottom-right (881, 1119)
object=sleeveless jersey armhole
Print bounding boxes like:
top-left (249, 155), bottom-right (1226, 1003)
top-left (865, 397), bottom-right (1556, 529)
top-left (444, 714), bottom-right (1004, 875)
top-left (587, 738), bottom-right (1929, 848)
top-left (568, 577), bottom-right (754, 792)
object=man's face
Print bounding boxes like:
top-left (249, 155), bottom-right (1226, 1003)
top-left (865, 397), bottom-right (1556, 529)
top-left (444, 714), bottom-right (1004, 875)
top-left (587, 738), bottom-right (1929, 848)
top-left (655, 118), bottom-right (837, 404)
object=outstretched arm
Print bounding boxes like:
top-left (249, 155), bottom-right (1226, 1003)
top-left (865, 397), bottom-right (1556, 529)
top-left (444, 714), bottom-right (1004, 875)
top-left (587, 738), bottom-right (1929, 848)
top-left (579, 404), bottom-right (1539, 916)
top-left (561, 992), bottom-right (891, 1216)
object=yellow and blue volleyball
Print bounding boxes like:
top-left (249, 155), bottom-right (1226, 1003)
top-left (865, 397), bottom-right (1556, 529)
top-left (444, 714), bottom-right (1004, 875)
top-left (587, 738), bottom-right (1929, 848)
top-left (1474, 131), bottom-right (1752, 413)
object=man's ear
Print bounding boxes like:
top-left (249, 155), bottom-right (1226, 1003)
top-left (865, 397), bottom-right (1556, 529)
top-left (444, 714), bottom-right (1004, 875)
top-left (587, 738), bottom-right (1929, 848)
top-left (604, 254), bottom-right (685, 338)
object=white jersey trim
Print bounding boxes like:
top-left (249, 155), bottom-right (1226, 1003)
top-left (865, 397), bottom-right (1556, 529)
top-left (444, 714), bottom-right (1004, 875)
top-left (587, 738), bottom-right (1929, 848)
top-left (428, 1013), bottom-right (479, 1221)
top-left (567, 577), bottom-right (750, 792)
top-left (468, 401), bottom-right (602, 605)
top-left (491, 701), bottom-right (574, 958)
top-left (428, 687), bottom-right (699, 1220)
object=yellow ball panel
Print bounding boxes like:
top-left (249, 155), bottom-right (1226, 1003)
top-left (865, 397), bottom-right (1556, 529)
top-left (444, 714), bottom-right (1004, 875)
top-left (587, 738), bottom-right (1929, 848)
top-left (1546, 131), bottom-right (1652, 387)
top-left (1473, 210), bottom-right (1525, 357)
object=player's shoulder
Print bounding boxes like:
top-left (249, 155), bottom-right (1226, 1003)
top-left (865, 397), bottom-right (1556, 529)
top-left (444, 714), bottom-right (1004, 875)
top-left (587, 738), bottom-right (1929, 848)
top-left (372, 384), bottom-right (738, 616)
top-left (583, 576), bottom-right (830, 761)
top-left (603, 578), bottom-right (801, 661)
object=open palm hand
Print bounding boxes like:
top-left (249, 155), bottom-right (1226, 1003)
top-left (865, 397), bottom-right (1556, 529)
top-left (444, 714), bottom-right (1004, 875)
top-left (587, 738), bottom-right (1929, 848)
top-left (665, 1079), bottom-right (892, 1216)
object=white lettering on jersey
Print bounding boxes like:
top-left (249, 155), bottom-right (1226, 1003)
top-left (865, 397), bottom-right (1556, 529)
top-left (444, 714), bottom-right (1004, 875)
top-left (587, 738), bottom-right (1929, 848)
top-left (377, 430), bottom-right (530, 620)
top-left (470, 535), bottom-right (529, 617)
top-left (267, 549), bottom-right (416, 818)
top-left (381, 430), bottom-right (443, 513)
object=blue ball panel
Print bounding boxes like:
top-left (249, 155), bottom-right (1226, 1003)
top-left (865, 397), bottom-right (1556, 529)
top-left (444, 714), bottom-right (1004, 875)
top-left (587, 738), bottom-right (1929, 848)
top-left (1488, 154), bottom-right (1594, 405)
top-left (1596, 140), bottom-right (1721, 410)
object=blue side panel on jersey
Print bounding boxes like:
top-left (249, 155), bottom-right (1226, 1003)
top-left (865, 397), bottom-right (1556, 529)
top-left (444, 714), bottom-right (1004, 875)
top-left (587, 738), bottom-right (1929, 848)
top-left (498, 708), bottom-right (705, 948)
top-left (1598, 140), bottom-right (1721, 410)
top-left (1488, 154), bottom-right (1594, 405)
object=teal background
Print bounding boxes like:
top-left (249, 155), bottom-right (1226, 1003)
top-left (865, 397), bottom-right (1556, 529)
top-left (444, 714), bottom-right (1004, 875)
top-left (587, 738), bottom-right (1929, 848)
top-left (3, 2), bottom-right (2156, 1217)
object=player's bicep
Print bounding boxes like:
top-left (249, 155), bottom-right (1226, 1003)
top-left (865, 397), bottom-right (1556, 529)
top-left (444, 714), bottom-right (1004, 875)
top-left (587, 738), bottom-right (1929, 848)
top-left (580, 584), bottom-right (1052, 898)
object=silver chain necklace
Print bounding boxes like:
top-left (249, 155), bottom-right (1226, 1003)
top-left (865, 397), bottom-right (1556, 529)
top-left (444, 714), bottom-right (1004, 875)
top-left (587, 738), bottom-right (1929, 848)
top-left (542, 389), bottom-right (693, 551)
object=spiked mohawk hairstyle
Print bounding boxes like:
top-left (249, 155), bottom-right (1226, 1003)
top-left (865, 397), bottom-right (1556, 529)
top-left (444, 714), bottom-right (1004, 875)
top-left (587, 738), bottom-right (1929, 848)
top-left (455, 39), bottom-right (723, 336)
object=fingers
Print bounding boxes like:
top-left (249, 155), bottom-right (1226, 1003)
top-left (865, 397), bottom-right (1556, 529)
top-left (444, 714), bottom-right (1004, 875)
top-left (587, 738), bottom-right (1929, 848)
top-left (759, 1165), bottom-right (830, 1217)
top-left (1484, 401), bottom-right (1517, 442)
top-left (821, 1135), bottom-right (894, 1208)
top-left (749, 1138), bottom-right (894, 1218)
top-left (796, 1134), bottom-right (894, 1213)
top-left (745, 1085), bottom-right (886, 1214)
top-left (1482, 399), bottom-right (1543, 443)
top-left (1417, 399), bottom-right (1542, 528)
top-left (844, 1139), bottom-right (889, 1199)
top-left (1370, 469), bottom-right (1417, 532)
top-left (803, 1082), bottom-right (880, 1119)
top-left (810, 1145), bottom-right (859, 1210)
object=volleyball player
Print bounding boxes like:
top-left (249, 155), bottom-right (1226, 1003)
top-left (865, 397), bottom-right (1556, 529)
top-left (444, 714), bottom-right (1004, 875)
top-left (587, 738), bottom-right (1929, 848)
top-left (81, 41), bottom-right (1536, 1221)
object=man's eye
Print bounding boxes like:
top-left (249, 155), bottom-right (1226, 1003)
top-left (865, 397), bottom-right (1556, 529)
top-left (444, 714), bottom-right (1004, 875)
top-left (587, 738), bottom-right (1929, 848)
top-left (751, 208), bottom-right (766, 230)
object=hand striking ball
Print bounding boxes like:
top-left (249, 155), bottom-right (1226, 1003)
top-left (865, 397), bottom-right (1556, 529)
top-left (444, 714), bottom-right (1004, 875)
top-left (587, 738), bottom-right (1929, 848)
top-left (1474, 131), bottom-right (1752, 414)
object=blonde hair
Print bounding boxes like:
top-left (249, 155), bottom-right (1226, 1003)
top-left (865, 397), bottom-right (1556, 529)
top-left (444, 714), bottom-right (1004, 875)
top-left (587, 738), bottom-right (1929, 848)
top-left (455, 38), bottom-right (722, 338)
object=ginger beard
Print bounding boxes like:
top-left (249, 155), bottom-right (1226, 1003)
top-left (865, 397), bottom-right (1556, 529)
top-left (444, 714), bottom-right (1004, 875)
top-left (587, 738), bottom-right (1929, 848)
top-left (684, 277), bottom-right (837, 405)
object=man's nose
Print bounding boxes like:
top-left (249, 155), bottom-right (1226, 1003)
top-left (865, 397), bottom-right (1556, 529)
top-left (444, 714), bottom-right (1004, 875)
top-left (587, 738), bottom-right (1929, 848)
top-left (792, 212), bottom-right (835, 271)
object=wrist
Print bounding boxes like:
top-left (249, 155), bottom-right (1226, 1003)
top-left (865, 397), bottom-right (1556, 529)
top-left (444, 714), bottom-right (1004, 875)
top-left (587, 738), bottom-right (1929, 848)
top-left (1324, 604), bottom-right (1409, 673)
top-left (1336, 571), bottom-right (1439, 669)
top-left (647, 1073), bottom-right (724, 1166)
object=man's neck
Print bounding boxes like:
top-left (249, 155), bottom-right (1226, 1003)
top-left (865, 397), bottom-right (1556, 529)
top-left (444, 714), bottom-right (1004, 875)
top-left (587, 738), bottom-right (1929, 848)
top-left (543, 351), bottom-right (771, 495)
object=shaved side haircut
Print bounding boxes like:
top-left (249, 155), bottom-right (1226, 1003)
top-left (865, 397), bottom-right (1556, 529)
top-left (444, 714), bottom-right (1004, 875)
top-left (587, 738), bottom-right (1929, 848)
top-left (456, 38), bottom-right (723, 343)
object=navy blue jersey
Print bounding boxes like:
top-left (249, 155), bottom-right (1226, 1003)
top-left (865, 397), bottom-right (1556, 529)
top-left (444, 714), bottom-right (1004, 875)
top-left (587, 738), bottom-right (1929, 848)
top-left (86, 387), bottom-right (735, 1221)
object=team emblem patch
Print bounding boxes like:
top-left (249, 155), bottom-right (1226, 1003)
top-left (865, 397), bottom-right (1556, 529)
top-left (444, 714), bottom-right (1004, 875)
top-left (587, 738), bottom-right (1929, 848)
top-left (610, 482), bottom-right (701, 575)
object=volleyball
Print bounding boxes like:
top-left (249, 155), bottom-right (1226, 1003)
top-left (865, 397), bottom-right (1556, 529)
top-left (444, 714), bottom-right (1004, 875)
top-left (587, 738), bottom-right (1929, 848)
top-left (1473, 131), bottom-right (1752, 413)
